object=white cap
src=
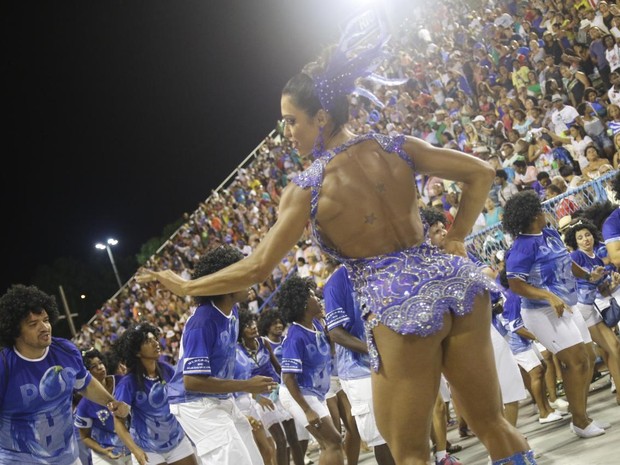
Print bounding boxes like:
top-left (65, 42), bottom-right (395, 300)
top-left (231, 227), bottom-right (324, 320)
top-left (473, 115), bottom-right (486, 122)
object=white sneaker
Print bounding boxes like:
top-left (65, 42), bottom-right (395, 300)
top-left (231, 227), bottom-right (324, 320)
top-left (539, 412), bottom-right (563, 424)
top-left (554, 409), bottom-right (569, 417)
top-left (549, 398), bottom-right (569, 412)
top-left (570, 422), bottom-right (606, 438)
top-left (593, 419), bottom-right (611, 430)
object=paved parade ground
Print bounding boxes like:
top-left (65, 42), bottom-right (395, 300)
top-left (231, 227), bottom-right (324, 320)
top-left (308, 374), bottom-right (618, 465)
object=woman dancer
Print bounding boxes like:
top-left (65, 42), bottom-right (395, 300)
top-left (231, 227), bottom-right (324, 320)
top-left (237, 308), bottom-right (305, 465)
top-left (112, 323), bottom-right (197, 465)
top-left (503, 191), bottom-right (608, 438)
top-left (277, 274), bottom-right (344, 465)
top-left (564, 219), bottom-right (620, 404)
top-left (137, 12), bottom-right (534, 464)
top-left (75, 349), bottom-right (132, 464)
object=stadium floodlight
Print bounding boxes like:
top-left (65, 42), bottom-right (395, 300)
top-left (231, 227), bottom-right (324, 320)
top-left (95, 238), bottom-right (123, 290)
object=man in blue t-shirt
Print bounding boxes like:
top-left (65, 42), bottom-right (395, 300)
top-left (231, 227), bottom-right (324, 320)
top-left (324, 265), bottom-right (396, 465)
top-left (166, 246), bottom-right (276, 465)
top-left (0, 285), bottom-right (129, 465)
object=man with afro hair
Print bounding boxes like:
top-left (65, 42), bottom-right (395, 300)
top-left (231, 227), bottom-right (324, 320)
top-left (163, 245), bottom-right (276, 465)
top-left (0, 284), bottom-right (129, 465)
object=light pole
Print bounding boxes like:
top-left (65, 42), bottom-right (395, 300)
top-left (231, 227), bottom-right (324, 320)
top-left (95, 238), bottom-right (123, 290)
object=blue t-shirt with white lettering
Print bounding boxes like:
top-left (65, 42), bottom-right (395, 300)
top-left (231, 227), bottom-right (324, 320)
top-left (114, 363), bottom-right (184, 453)
top-left (168, 302), bottom-right (239, 402)
top-left (0, 338), bottom-right (92, 465)
top-left (571, 244), bottom-right (609, 304)
top-left (265, 338), bottom-right (282, 366)
top-left (234, 344), bottom-right (253, 387)
top-left (323, 267), bottom-right (371, 380)
top-left (505, 228), bottom-right (578, 309)
top-left (75, 375), bottom-right (129, 457)
top-left (603, 208), bottom-right (620, 244)
top-left (281, 320), bottom-right (332, 401)
top-left (501, 287), bottom-right (532, 354)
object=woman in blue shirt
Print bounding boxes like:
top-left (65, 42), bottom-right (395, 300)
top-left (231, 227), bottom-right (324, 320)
top-left (75, 349), bottom-right (132, 464)
top-left (112, 323), bottom-right (197, 465)
top-left (564, 219), bottom-right (620, 405)
top-left (504, 191), bottom-right (607, 438)
top-left (277, 274), bottom-right (344, 465)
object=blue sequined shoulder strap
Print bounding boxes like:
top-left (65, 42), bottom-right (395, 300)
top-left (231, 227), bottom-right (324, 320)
top-left (291, 132), bottom-right (414, 190)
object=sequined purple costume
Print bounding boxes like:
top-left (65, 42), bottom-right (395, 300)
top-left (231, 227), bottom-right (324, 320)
top-left (291, 132), bottom-right (494, 371)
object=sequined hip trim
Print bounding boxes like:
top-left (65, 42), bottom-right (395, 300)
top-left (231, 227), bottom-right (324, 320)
top-left (345, 243), bottom-right (496, 371)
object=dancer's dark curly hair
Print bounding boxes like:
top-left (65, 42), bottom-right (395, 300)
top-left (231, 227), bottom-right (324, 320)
top-left (576, 200), bottom-right (617, 231)
top-left (611, 171), bottom-right (620, 202)
top-left (0, 285), bottom-right (59, 348)
top-left (113, 322), bottom-right (164, 390)
top-left (191, 245), bottom-right (245, 304)
top-left (563, 219), bottom-right (603, 251)
top-left (80, 347), bottom-right (107, 371)
top-left (276, 274), bottom-right (313, 324)
top-left (503, 191), bottom-right (543, 237)
top-left (257, 308), bottom-right (285, 337)
top-left (420, 207), bottom-right (447, 227)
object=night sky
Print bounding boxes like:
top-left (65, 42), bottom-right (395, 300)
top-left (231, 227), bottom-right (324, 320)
top-left (3, 1), bottom-right (377, 294)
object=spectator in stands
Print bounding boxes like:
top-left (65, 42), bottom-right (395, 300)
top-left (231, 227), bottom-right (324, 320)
top-left (589, 26), bottom-right (612, 88)
top-left (549, 94), bottom-right (580, 136)
top-left (577, 101), bottom-right (614, 159)
top-left (503, 191), bottom-right (607, 439)
top-left (582, 144), bottom-right (612, 179)
top-left (495, 168), bottom-right (519, 208)
top-left (559, 164), bottom-right (585, 188)
top-left (608, 71), bottom-right (620, 106)
top-left (561, 63), bottom-right (590, 108)
top-left (542, 125), bottom-right (593, 171)
top-left (245, 286), bottom-right (264, 314)
top-left (606, 103), bottom-right (620, 136)
top-left (612, 133), bottom-right (620, 169)
top-left (532, 171), bottom-right (552, 199)
top-left (484, 197), bottom-right (504, 227)
top-left (604, 34), bottom-right (620, 73)
top-left (512, 159), bottom-right (538, 190)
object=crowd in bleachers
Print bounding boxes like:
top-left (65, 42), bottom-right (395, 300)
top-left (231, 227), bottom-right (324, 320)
top-left (73, 0), bottom-right (620, 365)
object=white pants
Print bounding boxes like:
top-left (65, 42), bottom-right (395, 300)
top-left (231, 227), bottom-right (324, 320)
top-left (341, 377), bottom-right (386, 447)
top-left (91, 452), bottom-right (131, 465)
top-left (490, 325), bottom-right (527, 404)
top-left (131, 435), bottom-right (195, 465)
top-left (522, 305), bottom-right (589, 354)
top-left (170, 397), bottom-right (264, 465)
top-left (279, 387), bottom-right (329, 429)
top-left (512, 347), bottom-right (543, 373)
